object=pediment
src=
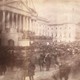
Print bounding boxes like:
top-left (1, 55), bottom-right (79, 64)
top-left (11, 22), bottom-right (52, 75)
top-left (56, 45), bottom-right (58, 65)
top-left (4, 0), bottom-right (30, 12)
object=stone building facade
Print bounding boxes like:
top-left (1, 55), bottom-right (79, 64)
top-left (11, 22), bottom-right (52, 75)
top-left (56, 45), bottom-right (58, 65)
top-left (0, 0), bottom-right (37, 46)
top-left (0, 0), bottom-right (53, 47)
top-left (50, 23), bottom-right (76, 43)
top-left (0, 0), bottom-right (78, 47)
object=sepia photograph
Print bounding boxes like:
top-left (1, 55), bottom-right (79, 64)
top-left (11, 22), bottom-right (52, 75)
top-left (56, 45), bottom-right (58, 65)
top-left (0, 0), bottom-right (80, 80)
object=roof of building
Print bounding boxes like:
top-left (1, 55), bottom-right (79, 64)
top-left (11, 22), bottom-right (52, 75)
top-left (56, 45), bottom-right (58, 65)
top-left (0, 0), bottom-right (37, 17)
top-left (37, 17), bottom-right (49, 23)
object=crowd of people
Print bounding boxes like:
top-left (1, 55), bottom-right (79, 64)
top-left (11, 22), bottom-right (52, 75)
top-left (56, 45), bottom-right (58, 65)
top-left (25, 43), bottom-right (80, 80)
top-left (0, 43), bottom-right (80, 80)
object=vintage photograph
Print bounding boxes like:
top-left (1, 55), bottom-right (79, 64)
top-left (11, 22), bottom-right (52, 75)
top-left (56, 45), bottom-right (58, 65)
top-left (0, 0), bottom-right (80, 80)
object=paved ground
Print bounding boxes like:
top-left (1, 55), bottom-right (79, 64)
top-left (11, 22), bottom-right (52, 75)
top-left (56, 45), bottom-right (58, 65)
top-left (0, 67), bottom-right (56, 80)
top-left (26, 67), bottom-right (55, 80)
top-left (0, 66), bottom-right (80, 80)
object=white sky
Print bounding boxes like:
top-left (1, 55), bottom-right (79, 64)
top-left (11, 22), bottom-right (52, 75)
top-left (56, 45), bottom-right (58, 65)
top-left (30, 0), bottom-right (80, 24)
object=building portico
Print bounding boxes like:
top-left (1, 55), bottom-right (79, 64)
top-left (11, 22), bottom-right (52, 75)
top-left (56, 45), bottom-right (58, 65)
top-left (0, 0), bottom-right (37, 46)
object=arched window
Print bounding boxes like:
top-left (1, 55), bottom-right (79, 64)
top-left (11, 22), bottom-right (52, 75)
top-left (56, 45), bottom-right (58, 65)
top-left (8, 39), bottom-right (14, 46)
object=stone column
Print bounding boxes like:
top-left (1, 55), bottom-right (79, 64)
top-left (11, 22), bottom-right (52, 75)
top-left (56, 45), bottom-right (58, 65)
top-left (21, 16), bottom-right (23, 32)
top-left (29, 18), bottom-right (32, 31)
top-left (35, 21), bottom-right (37, 35)
top-left (31, 19), bottom-right (34, 32)
top-left (19, 15), bottom-right (21, 32)
top-left (12, 13), bottom-right (14, 28)
top-left (23, 16), bottom-right (25, 31)
top-left (28, 17), bottom-right (30, 31)
top-left (25, 17), bottom-right (28, 31)
top-left (2, 10), bottom-right (5, 32)
top-left (37, 23), bottom-right (40, 35)
top-left (17, 14), bottom-right (19, 32)
top-left (34, 20), bottom-right (37, 34)
top-left (16, 14), bottom-right (18, 29)
top-left (32, 20), bottom-right (35, 32)
top-left (6, 12), bottom-right (10, 28)
top-left (27, 17), bottom-right (29, 31)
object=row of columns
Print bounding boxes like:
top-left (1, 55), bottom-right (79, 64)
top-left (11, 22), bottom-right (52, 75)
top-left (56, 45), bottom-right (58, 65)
top-left (34, 22), bottom-right (51, 37)
top-left (2, 10), bottom-right (35, 33)
top-left (2, 10), bottom-right (52, 37)
top-left (2, 10), bottom-right (53, 38)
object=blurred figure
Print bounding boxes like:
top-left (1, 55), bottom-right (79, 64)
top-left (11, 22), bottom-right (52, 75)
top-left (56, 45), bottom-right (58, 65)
top-left (27, 59), bottom-right (35, 80)
top-left (52, 63), bottom-right (71, 80)
top-left (0, 65), bottom-right (6, 75)
top-left (53, 53), bottom-right (59, 65)
top-left (59, 63), bottom-right (71, 80)
top-left (45, 53), bottom-right (51, 71)
top-left (38, 53), bottom-right (45, 71)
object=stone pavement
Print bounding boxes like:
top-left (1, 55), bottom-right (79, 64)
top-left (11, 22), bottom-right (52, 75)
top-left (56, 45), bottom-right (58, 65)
top-left (26, 68), bottom-right (54, 80)
top-left (0, 67), bottom-right (80, 80)
top-left (0, 67), bottom-right (55, 80)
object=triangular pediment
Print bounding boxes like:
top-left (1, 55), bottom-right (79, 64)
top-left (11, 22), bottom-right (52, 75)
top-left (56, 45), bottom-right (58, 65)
top-left (4, 0), bottom-right (30, 12)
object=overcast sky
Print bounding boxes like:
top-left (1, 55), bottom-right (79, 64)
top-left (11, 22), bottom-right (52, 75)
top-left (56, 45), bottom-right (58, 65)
top-left (30, 0), bottom-right (80, 24)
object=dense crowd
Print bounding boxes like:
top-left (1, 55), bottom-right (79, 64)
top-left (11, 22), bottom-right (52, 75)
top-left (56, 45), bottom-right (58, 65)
top-left (23, 43), bottom-right (80, 80)
top-left (0, 43), bottom-right (80, 80)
